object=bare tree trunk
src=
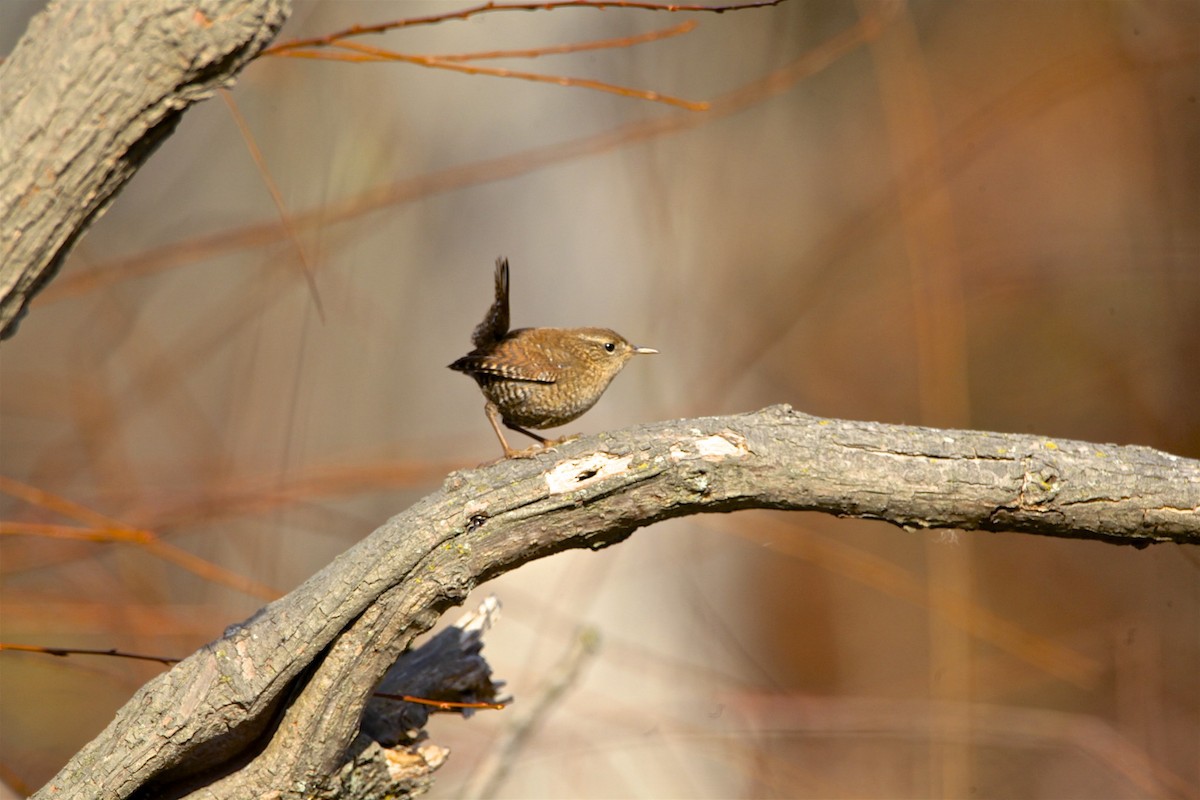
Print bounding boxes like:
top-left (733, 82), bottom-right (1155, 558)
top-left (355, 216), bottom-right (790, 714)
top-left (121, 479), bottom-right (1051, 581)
top-left (32, 406), bottom-right (1200, 798)
top-left (0, 0), bottom-right (290, 339)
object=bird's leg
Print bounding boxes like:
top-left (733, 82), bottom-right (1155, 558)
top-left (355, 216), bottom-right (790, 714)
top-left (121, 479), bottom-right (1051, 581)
top-left (505, 417), bottom-right (571, 458)
top-left (504, 420), bottom-right (551, 446)
top-left (484, 401), bottom-right (519, 457)
top-left (484, 401), bottom-right (559, 458)
top-left (484, 401), bottom-right (549, 459)
top-left (506, 422), bottom-right (581, 454)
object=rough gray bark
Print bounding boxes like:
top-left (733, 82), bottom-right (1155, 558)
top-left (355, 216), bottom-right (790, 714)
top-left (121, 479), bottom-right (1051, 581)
top-left (32, 406), bottom-right (1199, 799)
top-left (0, 0), bottom-right (291, 340)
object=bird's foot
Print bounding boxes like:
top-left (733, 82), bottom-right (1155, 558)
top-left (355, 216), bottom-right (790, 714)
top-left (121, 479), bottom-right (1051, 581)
top-left (542, 433), bottom-right (581, 448)
top-left (503, 444), bottom-right (547, 459)
top-left (500, 435), bottom-right (580, 459)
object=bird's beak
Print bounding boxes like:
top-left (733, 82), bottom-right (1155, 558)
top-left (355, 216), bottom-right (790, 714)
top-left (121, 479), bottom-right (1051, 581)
top-left (634, 346), bottom-right (659, 355)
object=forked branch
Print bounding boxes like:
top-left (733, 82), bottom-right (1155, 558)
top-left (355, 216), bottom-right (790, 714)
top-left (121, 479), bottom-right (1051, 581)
top-left (34, 406), bottom-right (1199, 799)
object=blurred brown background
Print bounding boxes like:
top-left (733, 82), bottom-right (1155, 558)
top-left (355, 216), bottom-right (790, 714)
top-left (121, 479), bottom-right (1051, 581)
top-left (1, 1), bottom-right (1197, 797)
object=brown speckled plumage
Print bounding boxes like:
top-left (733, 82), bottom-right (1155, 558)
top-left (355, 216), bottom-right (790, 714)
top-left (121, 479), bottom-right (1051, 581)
top-left (449, 258), bottom-right (657, 457)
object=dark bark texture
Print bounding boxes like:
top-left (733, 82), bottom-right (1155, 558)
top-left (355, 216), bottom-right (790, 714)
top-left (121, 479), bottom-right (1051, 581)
top-left (33, 406), bottom-right (1199, 798)
top-left (0, 0), bottom-right (291, 339)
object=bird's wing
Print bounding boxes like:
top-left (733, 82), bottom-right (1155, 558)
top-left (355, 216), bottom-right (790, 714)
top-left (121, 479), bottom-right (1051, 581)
top-left (449, 334), bottom-right (559, 383)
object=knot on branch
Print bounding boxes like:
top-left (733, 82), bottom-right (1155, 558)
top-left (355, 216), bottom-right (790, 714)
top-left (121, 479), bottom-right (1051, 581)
top-left (1019, 455), bottom-right (1063, 507)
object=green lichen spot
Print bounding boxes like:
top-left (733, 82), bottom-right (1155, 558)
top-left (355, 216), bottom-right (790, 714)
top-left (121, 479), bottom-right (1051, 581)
top-left (1043, 441), bottom-right (1058, 450)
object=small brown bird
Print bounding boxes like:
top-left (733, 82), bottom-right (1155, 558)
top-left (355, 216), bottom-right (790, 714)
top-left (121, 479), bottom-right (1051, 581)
top-left (449, 258), bottom-right (658, 457)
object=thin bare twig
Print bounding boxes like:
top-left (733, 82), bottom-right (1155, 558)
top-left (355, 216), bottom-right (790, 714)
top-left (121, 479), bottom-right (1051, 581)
top-left (219, 90), bottom-right (326, 323)
top-left (0, 643), bottom-right (180, 666)
top-left (425, 20), bottom-right (698, 61)
top-left (317, 40), bottom-right (709, 111)
top-left (43, 3), bottom-right (877, 304)
top-left (262, 0), bottom-right (787, 55)
top-left (0, 477), bottom-right (281, 601)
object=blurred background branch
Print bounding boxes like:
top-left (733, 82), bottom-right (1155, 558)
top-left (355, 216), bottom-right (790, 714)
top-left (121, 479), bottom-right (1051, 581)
top-left (2, 0), bottom-right (1197, 797)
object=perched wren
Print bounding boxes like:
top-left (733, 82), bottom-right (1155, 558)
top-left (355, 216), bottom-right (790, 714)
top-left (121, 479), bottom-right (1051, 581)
top-left (449, 258), bottom-right (658, 457)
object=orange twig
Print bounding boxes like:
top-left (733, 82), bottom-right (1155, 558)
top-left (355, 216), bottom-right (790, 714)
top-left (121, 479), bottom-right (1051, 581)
top-left (0, 521), bottom-right (151, 543)
top-left (0, 477), bottom-right (281, 601)
top-left (273, 20), bottom-right (696, 62)
top-left (374, 691), bottom-right (507, 711)
top-left (315, 40), bottom-right (710, 111)
top-left (262, 0), bottom-right (785, 56)
top-left (427, 20), bottom-right (697, 61)
top-left (0, 474), bottom-right (125, 529)
top-left (41, 7), bottom-right (879, 302)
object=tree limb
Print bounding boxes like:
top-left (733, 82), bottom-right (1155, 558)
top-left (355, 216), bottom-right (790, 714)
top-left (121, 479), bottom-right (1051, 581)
top-left (32, 406), bottom-right (1198, 798)
top-left (0, 0), bottom-right (292, 340)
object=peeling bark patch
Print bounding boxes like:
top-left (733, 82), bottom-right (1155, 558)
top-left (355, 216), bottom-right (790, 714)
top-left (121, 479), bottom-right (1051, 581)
top-left (177, 653), bottom-right (220, 720)
top-left (236, 638), bottom-right (257, 681)
top-left (671, 433), bottom-right (748, 462)
top-left (384, 742), bottom-right (448, 781)
top-left (545, 452), bottom-right (633, 494)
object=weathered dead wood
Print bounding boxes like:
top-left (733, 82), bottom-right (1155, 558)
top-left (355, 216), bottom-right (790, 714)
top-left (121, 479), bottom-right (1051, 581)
top-left (32, 406), bottom-right (1199, 798)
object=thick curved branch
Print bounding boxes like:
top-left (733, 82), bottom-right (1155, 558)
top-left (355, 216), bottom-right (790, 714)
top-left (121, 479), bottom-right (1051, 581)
top-left (34, 406), bottom-right (1199, 798)
top-left (0, 0), bottom-right (291, 339)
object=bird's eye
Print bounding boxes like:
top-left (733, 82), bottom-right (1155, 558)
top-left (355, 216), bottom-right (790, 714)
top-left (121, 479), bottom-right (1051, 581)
top-left (604, 341), bottom-right (616, 353)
